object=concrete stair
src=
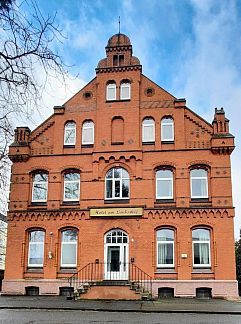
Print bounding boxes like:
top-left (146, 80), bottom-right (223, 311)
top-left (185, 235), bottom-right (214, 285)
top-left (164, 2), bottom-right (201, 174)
top-left (73, 280), bottom-right (151, 300)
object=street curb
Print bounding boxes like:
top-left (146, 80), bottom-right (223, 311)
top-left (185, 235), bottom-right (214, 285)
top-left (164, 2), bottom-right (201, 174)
top-left (0, 306), bottom-right (241, 315)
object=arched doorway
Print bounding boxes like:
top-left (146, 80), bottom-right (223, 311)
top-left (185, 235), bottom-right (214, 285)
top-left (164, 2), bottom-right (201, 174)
top-left (104, 229), bottom-right (129, 280)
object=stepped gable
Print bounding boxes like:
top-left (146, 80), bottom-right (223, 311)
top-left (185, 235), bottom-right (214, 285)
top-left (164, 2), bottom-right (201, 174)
top-left (29, 117), bottom-right (55, 145)
top-left (64, 78), bottom-right (97, 113)
top-left (184, 107), bottom-right (213, 145)
top-left (140, 75), bottom-right (176, 107)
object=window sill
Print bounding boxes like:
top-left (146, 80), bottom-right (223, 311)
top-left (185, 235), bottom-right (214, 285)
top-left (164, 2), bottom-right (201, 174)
top-left (155, 199), bottom-right (175, 205)
top-left (161, 140), bottom-right (174, 144)
top-left (104, 199), bottom-right (130, 204)
top-left (26, 268), bottom-right (43, 273)
top-left (58, 268), bottom-right (77, 274)
top-left (63, 144), bottom-right (75, 148)
top-left (142, 141), bottom-right (155, 145)
top-left (61, 201), bottom-right (80, 206)
top-left (106, 99), bottom-right (131, 103)
top-left (192, 268), bottom-right (212, 273)
top-left (81, 144), bottom-right (94, 148)
top-left (190, 199), bottom-right (211, 206)
top-left (155, 268), bottom-right (176, 274)
top-left (29, 202), bottom-right (47, 207)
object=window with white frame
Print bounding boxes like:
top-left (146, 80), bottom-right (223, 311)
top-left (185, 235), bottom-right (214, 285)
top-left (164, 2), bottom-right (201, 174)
top-left (142, 118), bottom-right (155, 142)
top-left (192, 228), bottom-right (211, 267)
top-left (105, 167), bottom-right (130, 199)
top-left (82, 121), bottom-right (94, 145)
top-left (63, 172), bottom-right (80, 201)
top-left (32, 173), bottom-right (48, 202)
top-left (156, 169), bottom-right (173, 199)
top-left (161, 117), bottom-right (174, 142)
top-left (157, 229), bottom-right (174, 267)
top-left (120, 81), bottom-right (131, 100)
top-left (106, 82), bottom-right (116, 101)
top-left (64, 122), bottom-right (76, 145)
top-left (190, 168), bottom-right (208, 199)
top-left (61, 229), bottom-right (78, 267)
top-left (28, 230), bottom-right (45, 267)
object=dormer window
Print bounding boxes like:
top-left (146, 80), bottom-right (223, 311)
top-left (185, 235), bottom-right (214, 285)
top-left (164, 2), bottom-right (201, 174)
top-left (120, 81), bottom-right (131, 100)
top-left (106, 82), bottom-right (116, 101)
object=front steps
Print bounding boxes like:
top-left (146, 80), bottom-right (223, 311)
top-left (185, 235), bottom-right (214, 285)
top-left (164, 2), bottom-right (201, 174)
top-left (73, 280), bottom-right (151, 300)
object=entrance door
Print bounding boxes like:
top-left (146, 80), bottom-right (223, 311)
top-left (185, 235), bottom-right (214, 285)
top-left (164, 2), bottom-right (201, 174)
top-left (104, 230), bottom-right (128, 280)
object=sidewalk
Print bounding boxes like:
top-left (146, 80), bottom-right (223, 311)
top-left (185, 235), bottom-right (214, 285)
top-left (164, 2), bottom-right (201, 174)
top-left (0, 295), bottom-right (241, 314)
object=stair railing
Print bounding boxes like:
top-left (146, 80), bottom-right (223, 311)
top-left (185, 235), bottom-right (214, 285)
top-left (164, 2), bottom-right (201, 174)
top-left (129, 263), bottom-right (153, 298)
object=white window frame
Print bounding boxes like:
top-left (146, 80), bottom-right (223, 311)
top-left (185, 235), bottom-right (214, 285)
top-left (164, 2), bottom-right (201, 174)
top-left (82, 121), bottom-right (94, 145)
top-left (157, 229), bottom-right (175, 268)
top-left (190, 169), bottom-right (208, 199)
top-left (105, 167), bottom-right (130, 200)
top-left (192, 229), bottom-right (211, 268)
top-left (106, 82), bottom-right (116, 101)
top-left (156, 170), bottom-right (173, 199)
top-left (32, 173), bottom-right (48, 203)
top-left (63, 172), bottom-right (80, 202)
top-left (61, 230), bottom-right (77, 268)
top-left (28, 231), bottom-right (45, 267)
top-left (161, 118), bottom-right (174, 142)
top-left (142, 118), bottom-right (155, 143)
top-left (120, 82), bottom-right (131, 100)
top-left (64, 122), bottom-right (76, 146)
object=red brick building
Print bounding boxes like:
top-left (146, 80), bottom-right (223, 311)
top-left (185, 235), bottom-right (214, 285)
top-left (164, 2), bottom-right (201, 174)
top-left (3, 33), bottom-right (238, 299)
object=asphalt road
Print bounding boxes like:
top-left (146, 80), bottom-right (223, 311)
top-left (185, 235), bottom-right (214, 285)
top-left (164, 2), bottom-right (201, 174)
top-left (1, 309), bottom-right (241, 324)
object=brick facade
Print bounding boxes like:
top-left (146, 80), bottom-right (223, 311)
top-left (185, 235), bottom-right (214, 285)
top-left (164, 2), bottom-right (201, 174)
top-left (3, 33), bottom-right (238, 299)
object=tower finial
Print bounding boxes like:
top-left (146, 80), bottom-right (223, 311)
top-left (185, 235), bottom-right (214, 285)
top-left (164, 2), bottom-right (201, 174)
top-left (118, 16), bottom-right (121, 34)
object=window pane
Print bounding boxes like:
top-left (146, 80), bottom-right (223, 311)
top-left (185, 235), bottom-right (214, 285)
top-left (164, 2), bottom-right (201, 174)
top-left (157, 179), bottom-right (172, 198)
top-left (122, 169), bottom-right (129, 179)
top-left (161, 119), bottom-right (174, 141)
top-left (157, 170), bottom-right (172, 179)
top-left (122, 179), bottom-right (129, 198)
top-left (82, 122), bottom-right (94, 144)
top-left (30, 231), bottom-right (44, 242)
top-left (29, 243), bottom-right (44, 265)
top-left (194, 243), bottom-right (209, 265)
top-left (107, 84), bottom-right (116, 100)
top-left (64, 182), bottom-right (79, 200)
top-left (62, 230), bottom-right (77, 242)
top-left (192, 179), bottom-right (207, 197)
top-left (121, 83), bottom-right (130, 99)
top-left (191, 169), bottom-right (207, 177)
top-left (114, 168), bottom-right (121, 178)
top-left (192, 229), bottom-right (210, 241)
top-left (114, 180), bottom-right (120, 197)
top-left (142, 119), bottom-right (155, 142)
top-left (157, 229), bottom-right (174, 241)
top-left (158, 243), bottom-right (173, 265)
top-left (32, 183), bottom-right (47, 201)
top-left (64, 122), bottom-right (76, 145)
top-left (64, 173), bottom-right (80, 181)
top-left (106, 180), bottom-right (112, 198)
top-left (34, 174), bottom-right (47, 182)
top-left (62, 244), bottom-right (76, 265)
top-left (106, 169), bottom-right (113, 179)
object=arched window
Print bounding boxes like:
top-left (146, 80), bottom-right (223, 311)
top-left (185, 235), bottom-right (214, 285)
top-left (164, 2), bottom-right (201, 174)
top-left (28, 230), bottom-right (45, 267)
top-left (190, 168), bottom-right (208, 199)
top-left (120, 81), bottom-right (131, 100)
top-left (64, 122), bottom-right (76, 145)
top-left (82, 121), bottom-right (94, 145)
top-left (161, 117), bottom-right (174, 142)
top-left (105, 167), bottom-right (130, 199)
top-left (106, 82), bottom-right (116, 101)
top-left (192, 228), bottom-right (211, 267)
top-left (142, 118), bottom-right (155, 143)
top-left (156, 169), bottom-right (173, 199)
top-left (105, 230), bottom-right (128, 244)
top-left (63, 171), bottom-right (80, 202)
top-left (32, 172), bottom-right (48, 202)
top-left (61, 229), bottom-right (78, 267)
top-left (157, 229), bottom-right (175, 267)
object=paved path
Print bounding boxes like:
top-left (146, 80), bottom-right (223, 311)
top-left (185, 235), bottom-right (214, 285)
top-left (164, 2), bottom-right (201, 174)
top-left (0, 296), bottom-right (241, 314)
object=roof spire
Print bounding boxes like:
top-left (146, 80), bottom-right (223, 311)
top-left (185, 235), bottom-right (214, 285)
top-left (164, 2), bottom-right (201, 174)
top-left (118, 16), bottom-right (121, 34)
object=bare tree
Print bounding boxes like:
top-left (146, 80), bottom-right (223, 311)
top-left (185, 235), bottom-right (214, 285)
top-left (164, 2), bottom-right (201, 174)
top-left (0, 0), bottom-right (67, 213)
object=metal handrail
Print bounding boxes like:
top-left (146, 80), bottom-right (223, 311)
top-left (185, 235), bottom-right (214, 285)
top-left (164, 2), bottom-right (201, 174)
top-left (68, 262), bottom-right (153, 298)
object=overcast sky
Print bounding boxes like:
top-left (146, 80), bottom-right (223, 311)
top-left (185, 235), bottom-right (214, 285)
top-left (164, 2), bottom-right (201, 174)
top-left (22, 0), bottom-right (241, 238)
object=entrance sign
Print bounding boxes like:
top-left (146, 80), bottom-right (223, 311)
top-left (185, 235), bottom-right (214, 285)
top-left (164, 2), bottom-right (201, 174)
top-left (90, 207), bottom-right (143, 217)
